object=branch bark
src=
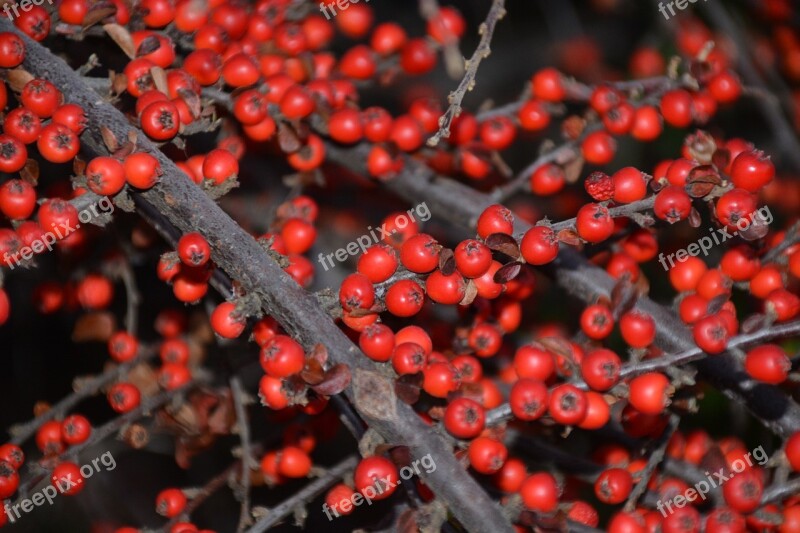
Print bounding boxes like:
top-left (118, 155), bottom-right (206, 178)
top-left (0, 19), bottom-right (513, 533)
top-left (326, 143), bottom-right (800, 437)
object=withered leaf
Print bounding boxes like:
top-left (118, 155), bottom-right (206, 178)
top-left (459, 280), bottom-right (478, 306)
top-left (689, 207), bottom-right (702, 228)
top-left (484, 232), bottom-right (520, 259)
top-left (150, 66), bottom-right (169, 94)
top-left (101, 126), bottom-right (119, 152)
top-left (706, 293), bottom-right (730, 315)
top-left (177, 88), bottom-right (202, 120)
top-left (394, 373), bottom-right (422, 405)
top-left (438, 248), bottom-right (455, 275)
top-left (137, 35), bottom-right (162, 57)
top-left (557, 228), bottom-right (582, 246)
top-left (741, 313), bottom-right (766, 334)
top-left (72, 311), bottom-right (116, 342)
top-left (277, 122), bottom-right (301, 153)
top-left (685, 165), bottom-right (721, 198)
top-left (7, 69), bottom-right (34, 93)
top-left (103, 23), bottom-right (136, 58)
top-left (562, 154), bottom-right (585, 184)
top-left (21, 159), bottom-right (39, 185)
top-left (739, 218), bottom-right (770, 241)
top-left (712, 148), bottom-right (731, 171)
top-left (493, 261), bottom-right (522, 283)
top-left (83, 6), bottom-right (116, 28)
top-left (610, 275), bottom-right (637, 316)
top-left (311, 364), bottom-right (351, 396)
top-left (308, 343), bottom-right (328, 366)
top-left (300, 358), bottom-right (325, 385)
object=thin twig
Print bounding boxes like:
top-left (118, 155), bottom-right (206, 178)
top-left (427, 0), bottom-right (507, 147)
top-left (230, 376), bottom-right (254, 532)
top-left (245, 455), bottom-right (359, 533)
top-left (623, 415), bottom-right (679, 512)
top-left (9, 346), bottom-right (158, 445)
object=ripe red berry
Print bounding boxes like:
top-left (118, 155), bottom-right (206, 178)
top-left (693, 313), bottom-right (730, 354)
top-left (744, 344), bottom-right (790, 384)
top-left (509, 378), bottom-right (548, 421)
top-left (654, 185), bottom-right (692, 224)
top-left (628, 373), bottom-right (671, 415)
top-left (444, 397), bottom-right (485, 439)
top-left (422, 361), bottom-right (460, 397)
top-left (177, 232), bottom-right (211, 267)
top-left (576, 203), bottom-right (615, 243)
top-left (400, 233), bottom-right (440, 273)
top-left (532, 68), bottom-right (565, 102)
top-left (619, 311), bottom-right (656, 348)
top-left (210, 301), bottom-right (246, 339)
top-left (580, 303), bottom-right (614, 340)
top-left (477, 204), bottom-right (514, 239)
top-left (581, 349), bottom-right (621, 392)
top-left (0, 444), bottom-right (24, 470)
top-left (520, 472), bottom-right (559, 512)
top-left (425, 270), bottom-right (466, 305)
top-left (108, 331), bottom-right (139, 362)
top-left (354, 456), bottom-right (398, 500)
top-left (520, 226), bottom-right (559, 265)
top-left (156, 488), bottom-right (187, 518)
top-left (594, 468), bottom-right (633, 504)
top-left (730, 150), bottom-right (774, 192)
top-left (260, 335), bottom-right (305, 378)
top-left (660, 89), bottom-right (694, 128)
top-left (468, 436), bottom-right (507, 474)
top-left (548, 384), bottom-right (588, 425)
top-left (581, 131), bottom-right (616, 165)
top-left (385, 279), bottom-right (424, 317)
top-left (51, 462), bottom-right (83, 496)
top-left (611, 167), bottom-right (647, 203)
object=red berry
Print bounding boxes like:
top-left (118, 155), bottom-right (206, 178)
top-left (628, 373), bottom-right (671, 415)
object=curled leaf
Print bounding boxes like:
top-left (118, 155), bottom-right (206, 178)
top-left (438, 248), bottom-right (455, 276)
top-left (557, 228), bottom-right (581, 246)
top-left (493, 262), bottom-right (522, 283)
top-left (103, 23), bottom-right (135, 59)
top-left (685, 165), bottom-right (721, 198)
top-left (311, 364), bottom-right (351, 396)
top-left (484, 233), bottom-right (520, 259)
top-left (300, 358), bottom-right (325, 385)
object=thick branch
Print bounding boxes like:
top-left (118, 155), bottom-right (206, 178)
top-left (427, 0), bottom-right (507, 147)
top-left (327, 143), bottom-right (800, 437)
top-left (1, 19), bottom-right (513, 533)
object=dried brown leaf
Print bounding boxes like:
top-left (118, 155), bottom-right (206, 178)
top-left (311, 364), bottom-right (351, 396)
top-left (459, 280), bottom-right (478, 306)
top-left (277, 122), bottom-right (301, 153)
top-left (72, 311), bottom-right (116, 342)
top-left (101, 126), bottom-right (119, 152)
top-left (557, 228), bottom-right (582, 246)
top-left (438, 248), bottom-right (455, 275)
top-left (301, 358), bottom-right (325, 385)
top-left (150, 66), bottom-right (168, 94)
top-left (484, 233), bottom-right (520, 259)
top-left (21, 159), bottom-right (39, 185)
top-left (7, 69), bottom-right (34, 93)
top-left (103, 23), bottom-right (136, 59)
top-left (493, 262), bottom-right (522, 283)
